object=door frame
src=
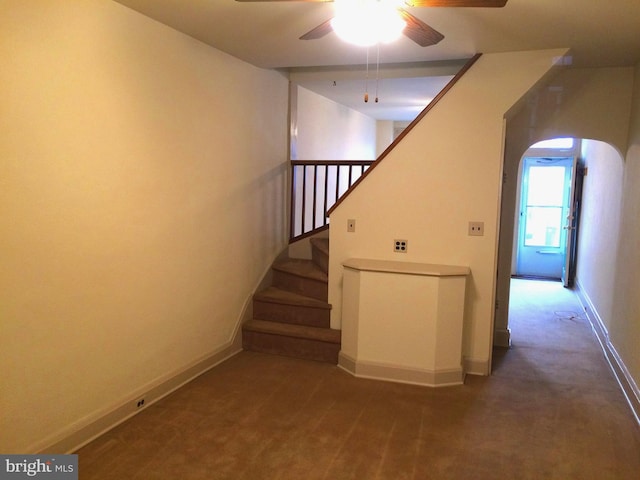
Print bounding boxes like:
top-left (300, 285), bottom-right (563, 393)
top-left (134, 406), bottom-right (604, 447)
top-left (515, 155), bottom-right (577, 281)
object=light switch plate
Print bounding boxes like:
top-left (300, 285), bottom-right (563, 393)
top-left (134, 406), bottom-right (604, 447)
top-left (468, 221), bottom-right (484, 236)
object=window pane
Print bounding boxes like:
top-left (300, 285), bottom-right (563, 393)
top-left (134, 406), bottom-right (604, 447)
top-left (527, 166), bottom-right (565, 206)
top-left (524, 207), bottom-right (562, 248)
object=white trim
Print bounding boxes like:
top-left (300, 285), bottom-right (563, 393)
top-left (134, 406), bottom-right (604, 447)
top-left (574, 280), bottom-right (640, 426)
top-left (463, 356), bottom-right (491, 376)
top-left (338, 352), bottom-right (465, 387)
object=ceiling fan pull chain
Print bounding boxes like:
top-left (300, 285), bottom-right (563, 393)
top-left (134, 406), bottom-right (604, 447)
top-left (375, 44), bottom-right (380, 103)
top-left (364, 47), bottom-right (369, 103)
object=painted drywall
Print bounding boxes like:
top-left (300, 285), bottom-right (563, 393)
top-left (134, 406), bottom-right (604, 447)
top-left (527, 68), bottom-right (634, 152)
top-left (376, 120), bottom-right (394, 157)
top-left (296, 86), bottom-right (376, 160)
top-left (0, 0), bottom-right (288, 453)
top-left (292, 87), bottom-right (376, 236)
top-left (576, 140), bottom-right (624, 328)
top-left (329, 49), bottom-right (569, 374)
top-left (610, 62), bottom-right (640, 387)
top-left (495, 67), bottom-right (634, 347)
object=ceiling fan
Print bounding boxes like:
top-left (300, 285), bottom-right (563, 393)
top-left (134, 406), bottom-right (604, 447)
top-left (236, 0), bottom-right (508, 48)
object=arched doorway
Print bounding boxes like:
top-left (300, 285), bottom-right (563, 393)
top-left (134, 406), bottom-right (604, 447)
top-left (513, 138), bottom-right (583, 286)
top-left (494, 136), bottom-right (624, 355)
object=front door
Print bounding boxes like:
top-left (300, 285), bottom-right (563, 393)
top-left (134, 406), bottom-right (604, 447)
top-left (516, 156), bottom-right (577, 280)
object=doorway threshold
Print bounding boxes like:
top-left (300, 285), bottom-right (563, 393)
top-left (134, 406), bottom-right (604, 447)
top-left (511, 274), bottom-right (561, 282)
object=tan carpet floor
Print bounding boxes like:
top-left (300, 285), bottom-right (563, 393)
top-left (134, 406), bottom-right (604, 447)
top-left (77, 279), bottom-right (640, 479)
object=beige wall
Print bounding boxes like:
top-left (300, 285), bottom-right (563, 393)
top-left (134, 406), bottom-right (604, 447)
top-left (610, 62), bottom-right (640, 386)
top-left (576, 140), bottom-right (624, 328)
top-left (296, 86), bottom-right (376, 160)
top-left (497, 63), bottom-right (640, 396)
top-left (496, 66), bottom-right (635, 347)
top-left (329, 50), bottom-right (569, 374)
top-left (570, 65), bottom-right (640, 398)
top-left (0, 0), bottom-right (288, 453)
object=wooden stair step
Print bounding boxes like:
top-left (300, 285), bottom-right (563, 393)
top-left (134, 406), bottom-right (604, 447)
top-left (272, 258), bottom-right (327, 282)
top-left (310, 237), bottom-right (329, 256)
top-left (253, 287), bottom-right (331, 328)
top-left (243, 319), bottom-right (340, 364)
top-left (254, 286), bottom-right (331, 309)
top-left (243, 234), bottom-right (337, 363)
top-left (272, 258), bottom-right (327, 301)
top-left (244, 319), bottom-right (340, 343)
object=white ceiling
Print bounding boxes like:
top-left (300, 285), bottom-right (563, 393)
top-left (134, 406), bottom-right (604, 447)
top-left (288, 60), bottom-right (464, 120)
top-left (113, 0), bottom-right (640, 120)
top-left (297, 75), bottom-right (455, 121)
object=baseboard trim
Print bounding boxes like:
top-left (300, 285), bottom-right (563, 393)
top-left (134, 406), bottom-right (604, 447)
top-left (574, 280), bottom-right (640, 426)
top-left (36, 311), bottom-right (246, 454)
top-left (463, 356), bottom-right (490, 376)
top-left (338, 352), bottom-right (465, 387)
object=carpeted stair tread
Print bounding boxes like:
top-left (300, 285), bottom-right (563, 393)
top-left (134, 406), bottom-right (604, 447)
top-left (244, 319), bottom-right (341, 344)
top-left (272, 258), bottom-right (327, 283)
top-left (310, 237), bottom-right (329, 256)
top-left (254, 287), bottom-right (331, 310)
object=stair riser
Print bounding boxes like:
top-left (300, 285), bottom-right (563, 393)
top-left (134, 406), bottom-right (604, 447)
top-left (273, 271), bottom-right (328, 301)
top-left (253, 300), bottom-right (330, 328)
top-left (243, 331), bottom-right (339, 364)
top-left (311, 247), bottom-right (329, 275)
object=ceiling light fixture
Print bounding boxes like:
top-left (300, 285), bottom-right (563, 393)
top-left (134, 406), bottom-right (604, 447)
top-left (331, 0), bottom-right (407, 47)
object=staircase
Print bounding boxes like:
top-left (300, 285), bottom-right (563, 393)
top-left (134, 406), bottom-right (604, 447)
top-left (242, 237), bottom-right (341, 363)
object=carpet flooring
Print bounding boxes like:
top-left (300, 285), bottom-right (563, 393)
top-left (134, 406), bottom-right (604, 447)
top-left (77, 279), bottom-right (640, 479)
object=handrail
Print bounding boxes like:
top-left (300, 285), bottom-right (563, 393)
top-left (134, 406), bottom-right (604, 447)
top-left (290, 160), bottom-right (373, 242)
top-left (326, 53), bottom-right (482, 216)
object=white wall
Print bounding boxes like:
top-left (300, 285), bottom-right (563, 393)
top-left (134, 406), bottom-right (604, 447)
top-left (296, 86), bottom-right (376, 160)
top-left (329, 50), bottom-right (569, 374)
top-left (0, 0), bottom-right (288, 453)
top-left (376, 120), bottom-right (394, 157)
top-left (576, 140), bottom-right (624, 327)
top-left (292, 87), bottom-right (377, 236)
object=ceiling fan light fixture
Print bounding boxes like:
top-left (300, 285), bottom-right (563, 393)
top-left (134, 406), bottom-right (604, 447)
top-left (331, 0), bottom-right (407, 47)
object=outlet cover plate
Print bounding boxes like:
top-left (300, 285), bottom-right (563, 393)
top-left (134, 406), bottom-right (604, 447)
top-left (394, 239), bottom-right (408, 253)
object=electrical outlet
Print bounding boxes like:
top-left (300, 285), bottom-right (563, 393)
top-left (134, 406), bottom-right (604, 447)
top-left (347, 219), bottom-right (356, 233)
top-left (136, 399), bottom-right (145, 408)
top-left (394, 239), bottom-right (408, 253)
top-left (468, 221), bottom-right (484, 236)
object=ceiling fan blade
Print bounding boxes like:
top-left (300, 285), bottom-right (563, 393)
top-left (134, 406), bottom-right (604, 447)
top-left (299, 19), bottom-right (334, 40)
top-left (406, 0), bottom-right (507, 7)
top-left (398, 10), bottom-right (444, 47)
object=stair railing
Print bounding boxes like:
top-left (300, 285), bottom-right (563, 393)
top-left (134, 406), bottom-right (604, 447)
top-left (290, 160), bottom-right (373, 241)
